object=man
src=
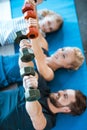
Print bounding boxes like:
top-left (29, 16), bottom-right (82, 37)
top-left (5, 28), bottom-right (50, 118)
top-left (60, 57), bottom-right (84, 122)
top-left (0, 73), bottom-right (86, 130)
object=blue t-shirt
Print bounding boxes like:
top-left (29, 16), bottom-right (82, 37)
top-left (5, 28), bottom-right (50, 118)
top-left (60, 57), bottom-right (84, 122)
top-left (0, 48), bottom-right (49, 89)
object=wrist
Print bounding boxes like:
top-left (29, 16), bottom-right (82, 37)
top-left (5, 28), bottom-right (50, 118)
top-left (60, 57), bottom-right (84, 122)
top-left (26, 101), bottom-right (42, 117)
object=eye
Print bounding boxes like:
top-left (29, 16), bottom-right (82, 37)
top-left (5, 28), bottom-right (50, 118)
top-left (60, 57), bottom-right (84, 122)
top-left (63, 54), bottom-right (65, 58)
top-left (64, 93), bottom-right (68, 99)
top-left (62, 48), bottom-right (64, 51)
top-left (47, 21), bottom-right (51, 25)
top-left (55, 55), bottom-right (58, 59)
top-left (49, 27), bottom-right (53, 31)
top-left (57, 92), bottom-right (60, 99)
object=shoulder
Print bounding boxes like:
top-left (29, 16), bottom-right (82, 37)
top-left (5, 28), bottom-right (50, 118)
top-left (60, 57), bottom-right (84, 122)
top-left (42, 98), bottom-right (56, 129)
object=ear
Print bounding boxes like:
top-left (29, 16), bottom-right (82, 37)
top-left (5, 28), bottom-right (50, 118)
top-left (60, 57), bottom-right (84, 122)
top-left (61, 107), bottom-right (71, 113)
top-left (64, 64), bottom-right (72, 69)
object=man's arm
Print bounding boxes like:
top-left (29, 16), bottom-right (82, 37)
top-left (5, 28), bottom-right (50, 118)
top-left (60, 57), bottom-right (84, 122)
top-left (19, 41), bottom-right (47, 130)
top-left (23, 76), bottom-right (47, 130)
top-left (26, 101), bottom-right (47, 130)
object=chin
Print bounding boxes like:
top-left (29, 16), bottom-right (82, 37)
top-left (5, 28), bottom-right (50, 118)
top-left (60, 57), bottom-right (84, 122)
top-left (49, 94), bottom-right (58, 107)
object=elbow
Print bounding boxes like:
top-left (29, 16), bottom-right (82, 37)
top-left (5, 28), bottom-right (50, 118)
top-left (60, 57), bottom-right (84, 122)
top-left (37, 65), bottom-right (54, 81)
top-left (42, 71), bottom-right (54, 81)
top-left (33, 115), bottom-right (47, 130)
top-left (44, 74), bottom-right (54, 81)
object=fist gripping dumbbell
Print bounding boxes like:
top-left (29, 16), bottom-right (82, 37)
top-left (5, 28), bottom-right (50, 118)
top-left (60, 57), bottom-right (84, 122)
top-left (19, 39), bottom-right (40, 101)
top-left (22, 0), bottom-right (39, 39)
top-left (20, 66), bottom-right (40, 101)
top-left (19, 39), bottom-right (35, 62)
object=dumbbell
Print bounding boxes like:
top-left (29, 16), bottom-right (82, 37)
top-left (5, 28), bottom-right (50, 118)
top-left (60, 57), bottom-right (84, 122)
top-left (20, 66), bottom-right (40, 102)
top-left (22, 3), bottom-right (34, 13)
top-left (20, 47), bottom-right (35, 62)
top-left (19, 39), bottom-right (35, 62)
top-left (22, 1), bottom-right (38, 39)
top-left (14, 31), bottom-right (28, 44)
top-left (19, 39), bottom-right (40, 101)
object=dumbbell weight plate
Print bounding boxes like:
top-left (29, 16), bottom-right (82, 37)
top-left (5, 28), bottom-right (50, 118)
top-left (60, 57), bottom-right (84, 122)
top-left (22, 3), bottom-right (34, 13)
top-left (20, 66), bottom-right (35, 77)
top-left (20, 48), bottom-right (35, 62)
top-left (25, 88), bottom-right (40, 101)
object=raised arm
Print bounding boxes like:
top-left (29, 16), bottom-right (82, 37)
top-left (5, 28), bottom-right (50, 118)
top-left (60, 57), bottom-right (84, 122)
top-left (23, 76), bottom-right (47, 130)
top-left (22, 0), bottom-right (54, 81)
top-left (31, 35), bottom-right (54, 81)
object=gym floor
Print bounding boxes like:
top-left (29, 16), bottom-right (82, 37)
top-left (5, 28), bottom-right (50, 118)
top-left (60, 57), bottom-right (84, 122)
top-left (75, 0), bottom-right (87, 64)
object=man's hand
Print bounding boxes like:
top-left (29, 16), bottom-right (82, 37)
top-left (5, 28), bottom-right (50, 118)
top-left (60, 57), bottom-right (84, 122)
top-left (23, 75), bottom-right (38, 90)
top-left (23, 75), bottom-right (47, 130)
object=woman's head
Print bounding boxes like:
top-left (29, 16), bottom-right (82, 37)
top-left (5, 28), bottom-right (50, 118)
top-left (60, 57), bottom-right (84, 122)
top-left (39, 9), bottom-right (63, 33)
top-left (51, 47), bottom-right (84, 70)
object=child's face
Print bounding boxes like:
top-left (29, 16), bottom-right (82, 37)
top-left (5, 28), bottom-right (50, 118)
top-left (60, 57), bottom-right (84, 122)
top-left (40, 16), bottom-right (61, 33)
top-left (51, 47), bottom-right (75, 69)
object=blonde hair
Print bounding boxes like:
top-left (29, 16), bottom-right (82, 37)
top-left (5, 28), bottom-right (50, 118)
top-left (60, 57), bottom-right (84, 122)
top-left (38, 9), bottom-right (63, 30)
top-left (70, 47), bottom-right (84, 70)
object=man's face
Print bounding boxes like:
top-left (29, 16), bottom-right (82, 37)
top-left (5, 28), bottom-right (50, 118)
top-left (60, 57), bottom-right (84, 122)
top-left (49, 89), bottom-right (76, 108)
top-left (51, 47), bottom-right (75, 69)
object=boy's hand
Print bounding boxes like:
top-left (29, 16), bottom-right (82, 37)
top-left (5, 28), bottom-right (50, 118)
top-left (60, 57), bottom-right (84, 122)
top-left (27, 18), bottom-right (38, 27)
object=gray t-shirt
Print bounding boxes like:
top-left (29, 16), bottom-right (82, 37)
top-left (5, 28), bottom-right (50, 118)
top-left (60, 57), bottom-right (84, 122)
top-left (0, 13), bottom-right (46, 46)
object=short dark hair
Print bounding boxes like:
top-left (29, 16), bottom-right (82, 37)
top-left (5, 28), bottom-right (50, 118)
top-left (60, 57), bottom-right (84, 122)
top-left (69, 90), bottom-right (86, 116)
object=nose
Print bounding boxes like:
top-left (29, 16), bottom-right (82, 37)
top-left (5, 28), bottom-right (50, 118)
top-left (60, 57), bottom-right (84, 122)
top-left (42, 24), bottom-right (47, 32)
top-left (44, 26), bottom-right (49, 32)
top-left (56, 49), bottom-right (62, 55)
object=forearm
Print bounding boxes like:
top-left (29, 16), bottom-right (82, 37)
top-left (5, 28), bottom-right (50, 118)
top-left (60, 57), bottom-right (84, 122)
top-left (31, 37), bottom-right (54, 81)
top-left (26, 101), bottom-right (47, 130)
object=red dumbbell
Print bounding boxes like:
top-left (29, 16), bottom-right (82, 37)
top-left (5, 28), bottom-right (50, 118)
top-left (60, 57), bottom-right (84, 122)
top-left (22, 2), bottom-right (38, 39)
top-left (24, 10), bottom-right (36, 19)
top-left (22, 3), bottom-right (34, 13)
top-left (26, 26), bottom-right (38, 39)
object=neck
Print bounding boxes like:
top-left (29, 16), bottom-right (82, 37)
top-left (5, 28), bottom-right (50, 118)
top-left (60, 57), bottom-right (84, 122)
top-left (47, 98), bottom-right (62, 114)
top-left (46, 57), bottom-right (61, 71)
